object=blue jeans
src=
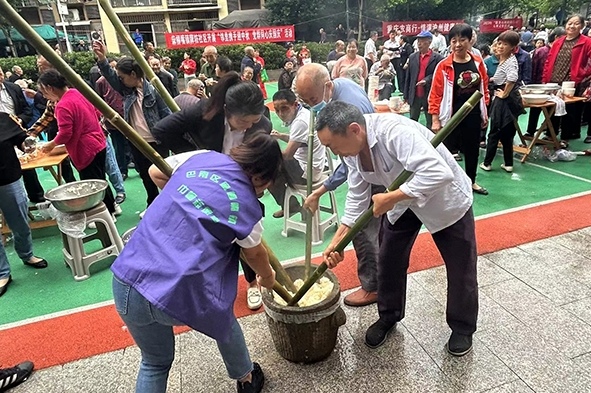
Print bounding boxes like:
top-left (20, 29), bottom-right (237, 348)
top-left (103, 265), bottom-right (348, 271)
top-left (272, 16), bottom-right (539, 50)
top-left (112, 276), bottom-right (253, 393)
top-left (0, 179), bottom-right (34, 279)
top-left (105, 136), bottom-right (125, 195)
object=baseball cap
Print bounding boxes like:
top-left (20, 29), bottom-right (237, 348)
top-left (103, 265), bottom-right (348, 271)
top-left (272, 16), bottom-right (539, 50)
top-left (416, 30), bottom-right (433, 39)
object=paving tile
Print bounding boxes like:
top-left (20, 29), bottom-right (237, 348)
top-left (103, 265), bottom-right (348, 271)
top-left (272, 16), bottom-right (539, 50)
top-left (561, 297), bottom-right (591, 325)
top-left (485, 246), bottom-right (591, 306)
top-left (60, 350), bottom-right (125, 393)
top-left (572, 352), bottom-right (591, 369)
top-left (9, 364), bottom-right (65, 393)
top-left (477, 318), bottom-right (591, 393)
top-left (477, 255), bottom-right (515, 288)
top-left (482, 279), bottom-right (591, 359)
top-left (482, 379), bottom-right (535, 393)
top-left (553, 229), bottom-right (591, 260)
top-left (518, 240), bottom-right (591, 287)
top-left (402, 278), bottom-right (517, 393)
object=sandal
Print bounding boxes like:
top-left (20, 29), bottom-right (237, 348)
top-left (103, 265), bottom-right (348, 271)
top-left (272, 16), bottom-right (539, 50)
top-left (247, 287), bottom-right (263, 310)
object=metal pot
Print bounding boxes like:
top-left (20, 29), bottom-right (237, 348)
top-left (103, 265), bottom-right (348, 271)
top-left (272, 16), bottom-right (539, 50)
top-left (520, 84), bottom-right (560, 95)
top-left (44, 180), bottom-right (108, 213)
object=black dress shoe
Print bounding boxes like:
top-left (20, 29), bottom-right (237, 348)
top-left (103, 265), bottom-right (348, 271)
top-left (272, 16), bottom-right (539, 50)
top-left (365, 318), bottom-right (397, 348)
top-left (23, 258), bottom-right (48, 269)
top-left (447, 332), bottom-right (473, 356)
top-left (0, 275), bottom-right (12, 297)
top-left (473, 186), bottom-right (489, 195)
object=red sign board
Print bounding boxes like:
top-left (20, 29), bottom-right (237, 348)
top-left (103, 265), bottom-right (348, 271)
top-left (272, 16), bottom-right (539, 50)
top-left (382, 20), bottom-right (464, 36)
top-left (479, 18), bottom-right (523, 34)
top-left (165, 25), bottom-right (295, 49)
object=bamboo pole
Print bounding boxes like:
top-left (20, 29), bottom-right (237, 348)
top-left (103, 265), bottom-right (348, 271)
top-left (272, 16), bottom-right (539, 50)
top-left (1, 0), bottom-right (295, 301)
top-left (95, 0), bottom-right (298, 296)
top-left (97, 0), bottom-right (181, 113)
top-left (0, 0), bottom-right (173, 178)
top-left (304, 110), bottom-right (315, 279)
top-left (287, 91), bottom-right (484, 306)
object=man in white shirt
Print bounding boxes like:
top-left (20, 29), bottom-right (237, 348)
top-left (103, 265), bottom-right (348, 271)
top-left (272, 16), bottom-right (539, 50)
top-left (268, 89), bottom-right (326, 218)
top-left (430, 28), bottom-right (447, 53)
top-left (317, 101), bottom-right (478, 357)
top-left (364, 31), bottom-right (379, 70)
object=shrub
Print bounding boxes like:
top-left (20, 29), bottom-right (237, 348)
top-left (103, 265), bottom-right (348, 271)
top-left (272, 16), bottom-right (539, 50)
top-left (155, 43), bottom-right (287, 74)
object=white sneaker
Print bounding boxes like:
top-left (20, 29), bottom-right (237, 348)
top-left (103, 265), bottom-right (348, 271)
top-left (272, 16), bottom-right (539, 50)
top-left (88, 221), bottom-right (96, 229)
top-left (139, 209), bottom-right (147, 219)
top-left (479, 162), bottom-right (491, 171)
top-left (114, 203), bottom-right (123, 216)
top-left (247, 287), bottom-right (263, 310)
top-left (501, 164), bottom-right (513, 173)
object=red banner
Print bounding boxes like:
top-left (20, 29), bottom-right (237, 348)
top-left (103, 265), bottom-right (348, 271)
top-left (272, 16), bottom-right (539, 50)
top-left (382, 20), bottom-right (464, 36)
top-left (165, 26), bottom-right (295, 49)
top-left (479, 18), bottom-right (523, 34)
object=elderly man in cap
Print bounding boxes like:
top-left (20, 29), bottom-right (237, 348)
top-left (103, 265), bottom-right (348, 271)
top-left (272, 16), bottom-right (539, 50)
top-left (404, 30), bottom-right (444, 129)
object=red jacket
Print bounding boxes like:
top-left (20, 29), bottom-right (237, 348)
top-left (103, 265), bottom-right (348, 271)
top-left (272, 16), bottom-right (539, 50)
top-left (542, 34), bottom-right (591, 85)
top-left (428, 52), bottom-right (489, 127)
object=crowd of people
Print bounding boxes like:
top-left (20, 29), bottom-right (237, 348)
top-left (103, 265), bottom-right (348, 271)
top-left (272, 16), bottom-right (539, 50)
top-left (1, 14), bottom-right (591, 393)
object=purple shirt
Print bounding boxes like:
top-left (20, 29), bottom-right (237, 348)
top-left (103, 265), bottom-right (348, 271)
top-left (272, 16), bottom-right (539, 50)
top-left (112, 151), bottom-right (262, 341)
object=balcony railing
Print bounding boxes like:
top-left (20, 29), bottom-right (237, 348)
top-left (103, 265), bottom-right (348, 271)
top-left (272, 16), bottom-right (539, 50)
top-left (112, 0), bottom-right (162, 7)
top-left (167, 0), bottom-right (217, 7)
top-left (19, 0), bottom-right (39, 7)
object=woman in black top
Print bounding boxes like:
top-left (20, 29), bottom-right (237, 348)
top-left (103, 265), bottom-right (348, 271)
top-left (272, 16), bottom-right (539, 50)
top-left (0, 116), bottom-right (48, 297)
top-left (396, 35), bottom-right (414, 95)
top-left (277, 58), bottom-right (296, 91)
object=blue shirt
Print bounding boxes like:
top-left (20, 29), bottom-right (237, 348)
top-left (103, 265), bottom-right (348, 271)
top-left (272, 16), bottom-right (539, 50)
top-left (323, 78), bottom-right (375, 191)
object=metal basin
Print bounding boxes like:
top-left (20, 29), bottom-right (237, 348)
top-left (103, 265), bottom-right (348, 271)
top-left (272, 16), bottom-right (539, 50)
top-left (520, 84), bottom-right (560, 95)
top-left (44, 180), bottom-right (108, 213)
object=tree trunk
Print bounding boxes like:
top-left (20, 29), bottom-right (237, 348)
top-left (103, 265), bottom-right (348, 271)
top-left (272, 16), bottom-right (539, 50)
top-left (1, 27), bottom-right (18, 57)
top-left (357, 0), bottom-right (362, 42)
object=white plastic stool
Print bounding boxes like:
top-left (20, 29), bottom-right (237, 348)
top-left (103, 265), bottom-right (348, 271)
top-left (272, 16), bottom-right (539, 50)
top-left (281, 175), bottom-right (339, 245)
top-left (61, 202), bottom-right (123, 281)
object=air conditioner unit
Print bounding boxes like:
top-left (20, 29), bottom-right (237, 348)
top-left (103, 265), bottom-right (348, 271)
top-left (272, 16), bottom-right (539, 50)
top-left (68, 9), bottom-right (80, 21)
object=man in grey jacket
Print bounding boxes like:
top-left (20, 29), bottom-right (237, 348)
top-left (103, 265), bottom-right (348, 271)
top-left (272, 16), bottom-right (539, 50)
top-left (403, 31), bottom-right (444, 130)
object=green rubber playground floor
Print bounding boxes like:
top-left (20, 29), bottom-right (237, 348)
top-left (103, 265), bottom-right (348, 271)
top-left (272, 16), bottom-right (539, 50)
top-left (1, 82), bottom-right (591, 326)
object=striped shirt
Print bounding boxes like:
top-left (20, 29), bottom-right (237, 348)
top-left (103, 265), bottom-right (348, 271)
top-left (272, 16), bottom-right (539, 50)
top-left (492, 54), bottom-right (519, 86)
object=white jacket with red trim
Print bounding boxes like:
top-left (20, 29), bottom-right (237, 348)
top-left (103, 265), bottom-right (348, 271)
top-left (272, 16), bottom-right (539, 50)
top-left (428, 53), bottom-right (490, 127)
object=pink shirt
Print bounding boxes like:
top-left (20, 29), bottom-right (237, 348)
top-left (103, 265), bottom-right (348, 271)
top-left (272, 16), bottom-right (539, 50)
top-left (332, 55), bottom-right (368, 88)
top-left (54, 88), bottom-right (106, 170)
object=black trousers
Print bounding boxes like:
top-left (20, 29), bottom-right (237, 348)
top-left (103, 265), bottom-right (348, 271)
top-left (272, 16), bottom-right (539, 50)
top-left (526, 107), bottom-right (542, 136)
top-left (109, 128), bottom-right (131, 176)
top-left (130, 142), bottom-right (169, 207)
top-left (21, 169), bottom-right (45, 202)
top-left (484, 122), bottom-right (516, 167)
top-left (551, 101), bottom-right (584, 139)
top-left (78, 149), bottom-right (115, 214)
top-left (378, 85), bottom-right (393, 101)
top-left (409, 95), bottom-right (432, 129)
top-left (377, 208), bottom-right (478, 335)
top-left (268, 159), bottom-right (306, 209)
top-left (47, 124), bottom-right (76, 183)
top-left (443, 115), bottom-right (481, 184)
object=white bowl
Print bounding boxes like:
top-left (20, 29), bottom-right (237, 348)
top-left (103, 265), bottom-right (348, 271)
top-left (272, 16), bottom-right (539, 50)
top-left (562, 87), bottom-right (576, 98)
top-left (521, 94), bottom-right (550, 105)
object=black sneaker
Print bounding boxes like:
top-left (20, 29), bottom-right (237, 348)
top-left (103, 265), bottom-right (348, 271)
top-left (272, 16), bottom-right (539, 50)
top-left (237, 362), bottom-right (264, 393)
top-left (584, 136), bottom-right (591, 144)
top-left (0, 360), bottom-right (34, 392)
top-left (365, 318), bottom-right (396, 349)
top-left (446, 332), bottom-right (473, 356)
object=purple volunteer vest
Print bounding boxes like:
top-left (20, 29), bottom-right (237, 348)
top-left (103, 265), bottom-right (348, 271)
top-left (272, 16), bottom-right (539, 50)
top-left (112, 151), bottom-right (262, 341)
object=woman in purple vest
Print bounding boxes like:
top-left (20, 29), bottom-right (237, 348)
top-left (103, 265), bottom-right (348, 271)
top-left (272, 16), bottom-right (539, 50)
top-left (111, 133), bottom-right (284, 393)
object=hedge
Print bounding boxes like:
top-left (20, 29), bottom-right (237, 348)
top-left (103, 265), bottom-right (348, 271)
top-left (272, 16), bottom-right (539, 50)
top-left (0, 42), bottom-right (337, 81)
